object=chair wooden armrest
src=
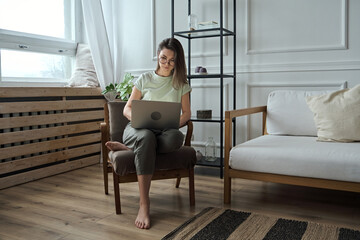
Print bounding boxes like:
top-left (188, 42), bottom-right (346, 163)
top-left (182, 120), bottom-right (193, 147)
top-left (175, 120), bottom-right (193, 188)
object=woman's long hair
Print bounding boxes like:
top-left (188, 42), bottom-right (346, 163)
top-left (156, 38), bottom-right (187, 89)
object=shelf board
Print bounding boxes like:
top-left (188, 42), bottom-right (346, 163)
top-left (174, 28), bottom-right (235, 39)
top-left (188, 74), bottom-right (235, 79)
top-left (196, 157), bottom-right (222, 167)
top-left (190, 116), bottom-right (224, 122)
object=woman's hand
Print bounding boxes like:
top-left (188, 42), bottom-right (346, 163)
top-left (179, 92), bottom-right (191, 127)
top-left (123, 86), bottom-right (142, 121)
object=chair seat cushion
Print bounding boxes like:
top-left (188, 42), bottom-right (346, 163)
top-left (229, 135), bottom-right (360, 183)
top-left (109, 146), bottom-right (197, 176)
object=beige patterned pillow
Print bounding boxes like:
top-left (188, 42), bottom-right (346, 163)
top-left (306, 84), bottom-right (360, 142)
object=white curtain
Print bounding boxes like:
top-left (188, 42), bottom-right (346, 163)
top-left (81, 0), bottom-right (121, 90)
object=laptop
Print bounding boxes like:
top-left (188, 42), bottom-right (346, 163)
top-left (131, 100), bottom-right (181, 130)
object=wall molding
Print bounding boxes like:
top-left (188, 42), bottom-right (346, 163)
top-left (236, 60), bottom-right (360, 73)
top-left (191, 82), bottom-right (230, 114)
top-left (245, 0), bottom-right (349, 54)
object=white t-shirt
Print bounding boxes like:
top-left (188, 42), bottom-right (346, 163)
top-left (134, 71), bottom-right (191, 103)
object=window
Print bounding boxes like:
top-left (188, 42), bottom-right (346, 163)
top-left (0, 0), bottom-right (82, 84)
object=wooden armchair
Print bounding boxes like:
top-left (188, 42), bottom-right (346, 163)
top-left (100, 101), bottom-right (196, 214)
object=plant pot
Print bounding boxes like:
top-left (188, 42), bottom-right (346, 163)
top-left (104, 90), bottom-right (118, 102)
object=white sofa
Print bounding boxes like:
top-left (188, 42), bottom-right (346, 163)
top-left (224, 86), bottom-right (360, 203)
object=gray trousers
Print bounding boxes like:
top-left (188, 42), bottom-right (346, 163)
top-left (122, 123), bottom-right (184, 175)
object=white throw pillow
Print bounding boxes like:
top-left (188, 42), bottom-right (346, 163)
top-left (266, 90), bottom-right (333, 136)
top-left (67, 44), bottom-right (99, 87)
top-left (306, 84), bottom-right (360, 142)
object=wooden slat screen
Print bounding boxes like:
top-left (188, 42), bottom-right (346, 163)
top-left (0, 87), bottom-right (105, 189)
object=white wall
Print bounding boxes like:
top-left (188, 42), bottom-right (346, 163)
top-left (117, 0), bottom-right (360, 153)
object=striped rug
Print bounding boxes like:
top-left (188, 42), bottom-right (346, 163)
top-left (162, 207), bottom-right (360, 240)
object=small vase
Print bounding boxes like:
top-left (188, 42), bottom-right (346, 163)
top-left (204, 137), bottom-right (216, 162)
top-left (188, 14), bottom-right (198, 30)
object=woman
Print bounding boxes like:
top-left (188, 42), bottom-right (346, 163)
top-left (105, 38), bottom-right (191, 229)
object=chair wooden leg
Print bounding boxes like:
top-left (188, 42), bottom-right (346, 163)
top-left (176, 177), bottom-right (181, 188)
top-left (103, 162), bottom-right (109, 195)
top-left (189, 168), bottom-right (195, 206)
top-left (101, 123), bottom-right (110, 195)
top-left (113, 170), bottom-right (121, 214)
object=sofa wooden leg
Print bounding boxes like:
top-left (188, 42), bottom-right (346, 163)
top-left (176, 177), bottom-right (181, 188)
top-left (224, 176), bottom-right (231, 204)
top-left (189, 168), bottom-right (195, 206)
top-left (113, 170), bottom-right (121, 214)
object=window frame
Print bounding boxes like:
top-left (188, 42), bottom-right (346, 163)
top-left (0, 0), bottom-right (83, 86)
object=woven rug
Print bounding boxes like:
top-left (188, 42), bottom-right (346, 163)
top-left (162, 207), bottom-right (360, 240)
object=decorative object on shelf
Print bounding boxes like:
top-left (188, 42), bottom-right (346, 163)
top-left (195, 66), bottom-right (202, 73)
top-left (188, 14), bottom-right (198, 30)
top-left (199, 67), bottom-right (207, 75)
top-left (204, 137), bottom-right (216, 162)
top-left (197, 110), bottom-right (212, 119)
top-left (198, 21), bottom-right (219, 30)
top-left (195, 66), bottom-right (208, 75)
top-left (102, 73), bottom-right (134, 101)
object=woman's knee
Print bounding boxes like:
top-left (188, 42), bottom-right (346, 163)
top-left (137, 129), bottom-right (157, 143)
top-left (157, 129), bottom-right (184, 153)
top-left (124, 127), bottom-right (156, 148)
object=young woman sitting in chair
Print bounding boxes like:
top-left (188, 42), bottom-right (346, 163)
top-left (105, 38), bottom-right (191, 229)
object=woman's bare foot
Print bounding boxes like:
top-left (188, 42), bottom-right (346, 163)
top-left (105, 141), bottom-right (130, 151)
top-left (135, 201), bottom-right (150, 229)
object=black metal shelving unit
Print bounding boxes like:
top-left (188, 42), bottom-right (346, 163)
top-left (171, 0), bottom-right (236, 178)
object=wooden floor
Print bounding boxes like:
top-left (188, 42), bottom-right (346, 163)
top-left (0, 164), bottom-right (359, 240)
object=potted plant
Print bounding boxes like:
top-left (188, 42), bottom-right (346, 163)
top-left (102, 73), bottom-right (134, 101)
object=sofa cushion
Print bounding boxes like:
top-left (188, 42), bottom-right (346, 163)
top-left (266, 90), bottom-right (333, 136)
top-left (306, 84), bottom-right (360, 142)
top-left (109, 146), bottom-right (197, 176)
top-left (229, 135), bottom-right (360, 183)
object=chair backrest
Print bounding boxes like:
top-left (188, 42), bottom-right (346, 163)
top-left (107, 101), bottom-right (130, 143)
top-left (266, 90), bottom-right (333, 136)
